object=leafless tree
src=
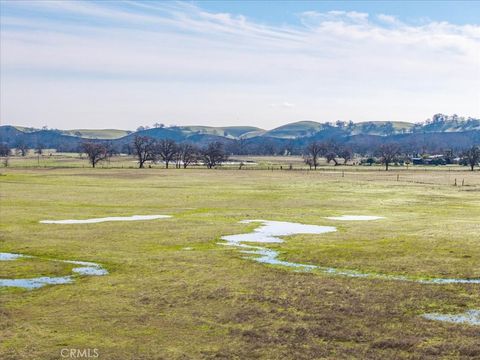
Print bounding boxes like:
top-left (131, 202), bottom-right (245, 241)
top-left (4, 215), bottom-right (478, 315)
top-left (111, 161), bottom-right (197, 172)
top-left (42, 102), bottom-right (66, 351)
top-left (338, 146), bottom-right (353, 165)
top-left (104, 141), bottom-right (118, 157)
top-left (16, 141), bottom-right (29, 156)
top-left (303, 142), bottom-right (323, 169)
top-left (377, 143), bottom-right (401, 171)
top-left (35, 144), bottom-right (44, 165)
top-left (462, 145), bottom-right (480, 171)
top-left (132, 135), bottom-right (155, 168)
top-left (325, 151), bottom-right (339, 166)
top-left (156, 139), bottom-right (178, 169)
top-left (201, 142), bottom-right (228, 169)
top-left (320, 141), bottom-right (339, 166)
top-left (82, 141), bottom-right (109, 168)
top-left (0, 144), bottom-right (11, 157)
top-left (178, 143), bottom-right (198, 169)
top-left (303, 156), bottom-right (314, 170)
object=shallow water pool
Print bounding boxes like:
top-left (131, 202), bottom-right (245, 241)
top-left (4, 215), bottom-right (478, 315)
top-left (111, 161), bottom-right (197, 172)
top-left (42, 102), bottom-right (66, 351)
top-left (0, 252), bottom-right (108, 289)
top-left (40, 214), bottom-right (171, 224)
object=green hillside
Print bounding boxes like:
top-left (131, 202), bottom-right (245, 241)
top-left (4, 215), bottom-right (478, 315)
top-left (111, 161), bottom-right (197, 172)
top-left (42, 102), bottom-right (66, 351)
top-left (13, 126), bottom-right (38, 133)
top-left (179, 126), bottom-right (263, 138)
top-left (350, 121), bottom-right (415, 135)
top-left (61, 129), bottom-right (131, 139)
top-left (369, 121), bottom-right (414, 130)
top-left (263, 121), bottom-right (324, 138)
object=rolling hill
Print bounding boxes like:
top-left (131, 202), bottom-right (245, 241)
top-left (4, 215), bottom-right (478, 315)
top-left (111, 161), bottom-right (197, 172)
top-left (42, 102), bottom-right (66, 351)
top-left (178, 126), bottom-right (262, 138)
top-left (262, 121), bottom-right (324, 138)
top-left (1, 114), bottom-right (479, 154)
top-left (61, 129), bottom-right (131, 139)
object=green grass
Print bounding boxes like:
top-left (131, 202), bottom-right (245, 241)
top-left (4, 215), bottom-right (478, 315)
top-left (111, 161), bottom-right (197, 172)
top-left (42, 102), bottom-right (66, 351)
top-left (263, 121), bottom-right (324, 138)
top-left (1, 167), bottom-right (479, 359)
top-left (180, 126), bottom-right (263, 138)
top-left (62, 129), bottom-right (131, 139)
top-left (11, 127), bottom-right (131, 139)
top-left (0, 257), bottom-right (75, 279)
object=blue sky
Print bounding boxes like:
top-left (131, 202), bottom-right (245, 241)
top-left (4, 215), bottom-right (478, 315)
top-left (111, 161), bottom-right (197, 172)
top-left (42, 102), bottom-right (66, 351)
top-left (1, 1), bottom-right (479, 130)
top-left (199, 1), bottom-right (480, 26)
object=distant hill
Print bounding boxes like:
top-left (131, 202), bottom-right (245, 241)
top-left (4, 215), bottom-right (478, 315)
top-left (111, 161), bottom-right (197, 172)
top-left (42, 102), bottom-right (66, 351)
top-left (262, 121), bottom-right (324, 138)
top-left (178, 126), bottom-right (262, 138)
top-left (61, 129), bottom-right (131, 139)
top-left (1, 114), bottom-right (479, 154)
top-left (13, 126), bottom-right (131, 139)
top-left (350, 121), bottom-right (414, 135)
top-left (0, 126), bottom-right (82, 151)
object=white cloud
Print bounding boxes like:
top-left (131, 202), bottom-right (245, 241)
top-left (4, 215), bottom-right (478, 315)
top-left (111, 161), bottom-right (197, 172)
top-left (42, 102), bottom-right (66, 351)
top-left (0, 1), bottom-right (479, 129)
top-left (270, 102), bottom-right (295, 108)
top-left (300, 10), bottom-right (369, 28)
top-left (377, 14), bottom-right (400, 25)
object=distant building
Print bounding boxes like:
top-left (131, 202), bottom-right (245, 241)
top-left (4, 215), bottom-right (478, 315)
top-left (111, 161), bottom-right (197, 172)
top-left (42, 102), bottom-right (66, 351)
top-left (412, 155), bottom-right (447, 165)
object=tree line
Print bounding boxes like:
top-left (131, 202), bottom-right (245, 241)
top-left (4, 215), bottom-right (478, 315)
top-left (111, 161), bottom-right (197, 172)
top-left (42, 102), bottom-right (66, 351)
top-left (1, 137), bottom-right (478, 171)
top-left (81, 136), bottom-right (228, 169)
top-left (302, 141), bottom-right (480, 171)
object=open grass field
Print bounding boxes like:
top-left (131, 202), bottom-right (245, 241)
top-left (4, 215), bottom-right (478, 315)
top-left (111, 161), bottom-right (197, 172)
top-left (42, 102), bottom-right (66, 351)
top-left (1, 166), bottom-right (479, 359)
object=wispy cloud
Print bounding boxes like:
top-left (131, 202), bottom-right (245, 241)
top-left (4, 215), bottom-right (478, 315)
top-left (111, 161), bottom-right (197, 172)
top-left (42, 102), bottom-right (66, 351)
top-left (300, 10), bottom-right (370, 27)
top-left (1, 1), bottom-right (479, 129)
top-left (270, 102), bottom-right (295, 109)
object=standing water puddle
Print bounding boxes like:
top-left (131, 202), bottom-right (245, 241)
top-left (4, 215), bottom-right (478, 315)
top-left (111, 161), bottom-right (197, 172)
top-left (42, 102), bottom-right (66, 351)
top-left (220, 218), bottom-right (480, 284)
top-left (40, 214), bottom-right (171, 224)
top-left (0, 252), bottom-right (107, 289)
top-left (422, 310), bottom-right (480, 326)
top-left (0, 253), bottom-right (28, 261)
top-left (3, 214), bottom-right (171, 288)
top-left (221, 220), bottom-right (336, 270)
top-left (220, 218), bottom-right (480, 326)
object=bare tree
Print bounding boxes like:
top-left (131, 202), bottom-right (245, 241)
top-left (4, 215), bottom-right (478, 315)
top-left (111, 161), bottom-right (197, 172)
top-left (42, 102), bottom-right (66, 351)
top-left (325, 151), bottom-right (339, 166)
top-left (377, 143), bottom-right (401, 171)
top-left (303, 142), bottom-right (322, 169)
top-left (0, 143), bottom-right (11, 157)
top-left (35, 144), bottom-right (44, 165)
top-left (156, 139), bottom-right (178, 169)
top-left (202, 142), bottom-right (228, 169)
top-left (321, 141), bottom-right (339, 166)
top-left (104, 141), bottom-right (118, 157)
top-left (178, 143), bottom-right (198, 169)
top-left (462, 145), bottom-right (480, 171)
top-left (16, 141), bottom-right (29, 156)
top-left (338, 146), bottom-right (353, 165)
top-left (82, 142), bottom-right (109, 168)
top-left (132, 135), bottom-right (155, 168)
top-left (303, 156), bottom-right (314, 170)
